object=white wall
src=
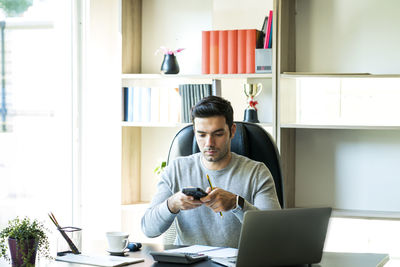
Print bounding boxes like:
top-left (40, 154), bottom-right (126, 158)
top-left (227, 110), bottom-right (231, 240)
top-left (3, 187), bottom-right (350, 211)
top-left (294, 0), bottom-right (400, 213)
top-left (295, 0), bottom-right (400, 74)
top-left (142, 0), bottom-right (213, 74)
top-left (296, 129), bottom-right (400, 212)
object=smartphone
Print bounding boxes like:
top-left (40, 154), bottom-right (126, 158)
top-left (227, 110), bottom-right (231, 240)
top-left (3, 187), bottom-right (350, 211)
top-left (182, 187), bottom-right (208, 200)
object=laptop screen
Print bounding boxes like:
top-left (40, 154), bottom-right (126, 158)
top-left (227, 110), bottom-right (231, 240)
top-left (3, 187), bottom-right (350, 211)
top-left (235, 207), bottom-right (332, 267)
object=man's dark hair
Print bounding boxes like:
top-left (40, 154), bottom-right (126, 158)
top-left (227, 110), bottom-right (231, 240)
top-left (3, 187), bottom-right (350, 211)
top-left (191, 96), bottom-right (234, 131)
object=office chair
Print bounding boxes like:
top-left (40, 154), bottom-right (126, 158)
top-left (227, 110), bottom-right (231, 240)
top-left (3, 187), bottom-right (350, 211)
top-left (167, 121), bottom-right (284, 207)
top-left (162, 122), bottom-right (284, 244)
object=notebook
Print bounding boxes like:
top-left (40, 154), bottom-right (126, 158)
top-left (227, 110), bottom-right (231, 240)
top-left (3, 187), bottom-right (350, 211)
top-left (55, 253), bottom-right (144, 267)
top-left (212, 207), bottom-right (332, 267)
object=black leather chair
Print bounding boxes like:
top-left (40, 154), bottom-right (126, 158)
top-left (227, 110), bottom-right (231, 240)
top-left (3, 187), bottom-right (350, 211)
top-left (167, 121), bottom-right (284, 208)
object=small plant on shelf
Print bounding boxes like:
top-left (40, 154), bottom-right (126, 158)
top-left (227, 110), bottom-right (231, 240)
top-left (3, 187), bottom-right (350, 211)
top-left (154, 160), bottom-right (167, 176)
top-left (0, 217), bottom-right (51, 266)
top-left (155, 46), bottom-right (185, 56)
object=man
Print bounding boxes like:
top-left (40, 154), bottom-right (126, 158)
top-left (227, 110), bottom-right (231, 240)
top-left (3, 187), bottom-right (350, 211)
top-left (141, 96), bottom-right (280, 248)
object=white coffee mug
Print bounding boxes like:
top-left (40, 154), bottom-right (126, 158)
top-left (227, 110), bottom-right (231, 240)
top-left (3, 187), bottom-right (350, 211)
top-left (105, 232), bottom-right (129, 252)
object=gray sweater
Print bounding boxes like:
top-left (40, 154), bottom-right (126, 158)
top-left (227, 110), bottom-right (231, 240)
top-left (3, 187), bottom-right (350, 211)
top-left (141, 152), bottom-right (281, 248)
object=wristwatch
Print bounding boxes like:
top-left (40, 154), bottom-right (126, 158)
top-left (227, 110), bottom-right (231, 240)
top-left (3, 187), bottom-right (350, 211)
top-left (232, 195), bottom-right (245, 213)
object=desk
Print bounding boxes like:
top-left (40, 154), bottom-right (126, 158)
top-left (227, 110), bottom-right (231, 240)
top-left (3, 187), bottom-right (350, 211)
top-left (50, 243), bottom-right (389, 267)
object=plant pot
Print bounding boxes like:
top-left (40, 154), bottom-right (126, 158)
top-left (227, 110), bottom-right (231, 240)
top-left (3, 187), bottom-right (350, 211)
top-left (160, 54), bottom-right (179, 74)
top-left (8, 238), bottom-right (38, 267)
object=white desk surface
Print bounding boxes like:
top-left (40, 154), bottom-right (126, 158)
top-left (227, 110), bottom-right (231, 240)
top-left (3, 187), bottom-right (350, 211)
top-left (319, 252), bottom-right (389, 267)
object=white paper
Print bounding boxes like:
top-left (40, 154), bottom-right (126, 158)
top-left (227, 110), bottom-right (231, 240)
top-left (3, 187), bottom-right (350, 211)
top-left (203, 247), bottom-right (238, 258)
top-left (166, 245), bottom-right (238, 258)
top-left (55, 253), bottom-right (144, 267)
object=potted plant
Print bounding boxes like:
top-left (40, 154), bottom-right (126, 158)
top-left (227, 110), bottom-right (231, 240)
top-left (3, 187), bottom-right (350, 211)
top-left (0, 217), bottom-right (51, 266)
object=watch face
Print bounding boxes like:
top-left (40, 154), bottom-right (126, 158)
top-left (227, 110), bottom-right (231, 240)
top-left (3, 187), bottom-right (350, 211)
top-left (238, 196), bottom-right (245, 209)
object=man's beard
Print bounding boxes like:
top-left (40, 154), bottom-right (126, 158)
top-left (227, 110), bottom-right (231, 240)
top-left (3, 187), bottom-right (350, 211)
top-left (203, 145), bottom-right (229, 162)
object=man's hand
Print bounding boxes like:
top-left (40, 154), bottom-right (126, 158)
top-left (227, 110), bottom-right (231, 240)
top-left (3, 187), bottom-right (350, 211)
top-left (167, 191), bottom-right (203, 214)
top-left (200, 187), bottom-right (236, 213)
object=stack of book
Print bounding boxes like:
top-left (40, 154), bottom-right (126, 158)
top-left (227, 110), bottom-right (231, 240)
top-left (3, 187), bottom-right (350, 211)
top-left (201, 10), bottom-right (274, 75)
top-left (202, 29), bottom-right (263, 74)
top-left (123, 87), bottom-right (181, 124)
top-left (178, 84), bottom-right (215, 123)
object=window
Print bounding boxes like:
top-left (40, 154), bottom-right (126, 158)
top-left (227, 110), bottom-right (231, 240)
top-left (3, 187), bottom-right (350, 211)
top-left (0, 0), bottom-right (75, 238)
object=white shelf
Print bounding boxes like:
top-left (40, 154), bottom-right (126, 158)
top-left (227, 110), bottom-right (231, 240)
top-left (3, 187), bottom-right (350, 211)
top-left (332, 209), bottom-right (400, 220)
top-left (281, 73), bottom-right (400, 78)
top-left (280, 124), bottom-right (400, 130)
top-left (122, 121), bottom-right (273, 128)
top-left (121, 122), bottom-right (191, 128)
top-left (122, 73), bottom-right (273, 80)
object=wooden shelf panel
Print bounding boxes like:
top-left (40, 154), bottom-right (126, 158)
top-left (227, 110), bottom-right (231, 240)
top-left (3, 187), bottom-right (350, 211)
top-left (280, 124), bottom-right (400, 130)
top-left (122, 73), bottom-right (273, 80)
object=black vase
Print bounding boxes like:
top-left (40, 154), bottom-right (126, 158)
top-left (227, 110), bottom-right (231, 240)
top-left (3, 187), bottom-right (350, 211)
top-left (161, 54), bottom-right (179, 74)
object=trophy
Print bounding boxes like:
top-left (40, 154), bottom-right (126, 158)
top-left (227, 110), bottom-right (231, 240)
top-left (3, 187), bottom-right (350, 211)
top-left (243, 83), bottom-right (262, 123)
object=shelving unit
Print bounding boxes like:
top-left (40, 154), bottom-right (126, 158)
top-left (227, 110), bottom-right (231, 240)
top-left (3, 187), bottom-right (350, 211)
top-left (121, 0), bottom-right (277, 205)
top-left (277, 0), bottom-right (400, 218)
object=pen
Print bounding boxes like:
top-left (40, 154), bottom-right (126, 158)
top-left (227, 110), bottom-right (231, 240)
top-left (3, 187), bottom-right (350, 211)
top-left (206, 174), bottom-right (223, 217)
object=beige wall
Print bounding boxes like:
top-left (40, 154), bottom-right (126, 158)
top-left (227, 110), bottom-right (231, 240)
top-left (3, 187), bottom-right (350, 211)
top-left (295, 0), bottom-right (400, 73)
top-left (81, 0), bottom-right (122, 248)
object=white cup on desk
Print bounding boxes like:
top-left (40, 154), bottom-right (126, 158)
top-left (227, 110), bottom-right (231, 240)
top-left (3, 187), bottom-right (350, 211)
top-left (105, 232), bottom-right (129, 252)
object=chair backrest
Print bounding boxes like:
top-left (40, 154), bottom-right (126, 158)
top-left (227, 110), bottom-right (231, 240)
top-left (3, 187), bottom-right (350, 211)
top-left (167, 121), bottom-right (284, 208)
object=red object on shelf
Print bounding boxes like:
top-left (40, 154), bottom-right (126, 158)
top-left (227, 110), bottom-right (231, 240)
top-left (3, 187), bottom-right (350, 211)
top-left (202, 31), bottom-right (210, 74)
top-left (246, 29), bottom-right (257, 73)
top-left (264, 10), bottom-right (273, 49)
top-left (219, 30), bottom-right (228, 74)
top-left (210, 30), bottom-right (219, 74)
top-left (227, 30), bottom-right (238, 74)
top-left (237, 29), bottom-right (247, 74)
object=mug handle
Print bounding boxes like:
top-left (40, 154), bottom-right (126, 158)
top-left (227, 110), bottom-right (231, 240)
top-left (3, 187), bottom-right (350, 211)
top-left (123, 238), bottom-right (129, 250)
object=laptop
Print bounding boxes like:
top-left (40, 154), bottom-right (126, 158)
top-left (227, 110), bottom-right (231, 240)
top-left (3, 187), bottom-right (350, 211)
top-left (212, 207), bottom-right (332, 267)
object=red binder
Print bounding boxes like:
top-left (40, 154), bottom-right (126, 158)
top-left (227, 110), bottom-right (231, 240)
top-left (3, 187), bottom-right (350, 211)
top-left (210, 30), bottom-right (219, 74)
top-left (227, 30), bottom-right (238, 74)
top-left (202, 31), bottom-right (210, 74)
top-left (218, 30), bottom-right (228, 74)
top-left (246, 29), bottom-right (257, 73)
top-left (237, 29), bottom-right (247, 74)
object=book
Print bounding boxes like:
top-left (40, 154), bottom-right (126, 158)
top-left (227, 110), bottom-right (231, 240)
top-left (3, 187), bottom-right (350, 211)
top-left (141, 87), bottom-right (151, 122)
top-left (212, 80), bottom-right (221, 96)
top-left (183, 84), bottom-right (190, 123)
top-left (178, 84), bottom-right (186, 123)
top-left (195, 84), bottom-right (202, 105)
top-left (202, 31), bottom-right (210, 74)
top-left (133, 87), bottom-right (141, 122)
top-left (218, 30), bottom-right (228, 74)
top-left (56, 253), bottom-right (144, 267)
top-left (159, 87), bottom-right (169, 122)
top-left (123, 87), bottom-right (128, 121)
top-left (237, 29), bottom-right (247, 73)
top-left (150, 87), bottom-right (160, 123)
top-left (268, 19), bottom-right (273, 48)
top-left (210, 30), bottom-right (219, 74)
top-left (227, 30), bottom-right (238, 74)
top-left (168, 87), bottom-right (181, 123)
top-left (264, 10), bottom-right (273, 49)
top-left (257, 16), bottom-right (268, 48)
top-left (245, 29), bottom-right (257, 73)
